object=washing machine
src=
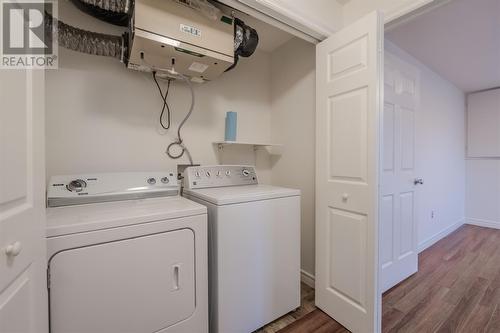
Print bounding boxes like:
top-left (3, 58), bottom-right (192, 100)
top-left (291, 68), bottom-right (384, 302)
top-left (46, 172), bottom-right (208, 333)
top-left (183, 165), bottom-right (301, 333)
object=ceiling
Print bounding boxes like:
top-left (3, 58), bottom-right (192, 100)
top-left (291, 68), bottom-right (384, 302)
top-left (386, 0), bottom-right (500, 93)
top-left (235, 12), bottom-right (295, 53)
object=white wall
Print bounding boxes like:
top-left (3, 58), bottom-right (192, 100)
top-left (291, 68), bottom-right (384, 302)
top-left (341, 0), bottom-right (443, 26)
top-left (467, 89), bottom-right (500, 157)
top-left (386, 41), bottom-right (466, 250)
top-left (46, 2), bottom-right (273, 181)
top-left (466, 90), bottom-right (500, 229)
top-left (270, 38), bottom-right (316, 277)
top-left (466, 160), bottom-right (500, 228)
top-left (275, 0), bottom-right (343, 32)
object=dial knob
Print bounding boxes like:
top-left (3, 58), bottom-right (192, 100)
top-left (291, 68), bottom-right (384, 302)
top-left (216, 170), bottom-right (222, 177)
top-left (67, 179), bottom-right (86, 192)
top-left (161, 177), bottom-right (170, 184)
top-left (242, 169), bottom-right (250, 177)
top-left (225, 170), bottom-right (231, 176)
top-left (147, 178), bottom-right (156, 185)
top-left (206, 171), bottom-right (211, 177)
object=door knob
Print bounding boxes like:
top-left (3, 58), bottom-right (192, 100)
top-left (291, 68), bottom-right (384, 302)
top-left (414, 178), bottom-right (424, 185)
top-left (5, 241), bottom-right (22, 257)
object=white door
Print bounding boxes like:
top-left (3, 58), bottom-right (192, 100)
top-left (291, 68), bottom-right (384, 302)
top-left (380, 51), bottom-right (420, 293)
top-left (315, 11), bottom-right (383, 333)
top-left (0, 69), bottom-right (48, 333)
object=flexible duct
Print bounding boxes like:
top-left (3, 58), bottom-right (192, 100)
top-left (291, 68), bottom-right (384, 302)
top-left (67, 0), bottom-right (221, 27)
top-left (45, 12), bottom-right (127, 61)
top-left (74, 0), bottom-right (129, 13)
top-left (69, 0), bottom-right (130, 26)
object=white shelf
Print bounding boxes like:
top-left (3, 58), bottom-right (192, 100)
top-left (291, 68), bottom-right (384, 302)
top-left (213, 141), bottom-right (283, 157)
top-left (214, 141), bottom-right (283, 150)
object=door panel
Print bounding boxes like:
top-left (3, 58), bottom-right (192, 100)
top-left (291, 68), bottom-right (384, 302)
top-left (383, 103), bottom-right (396, 171)
top-left (329, 88), bottom-right (368, 182)
top-left (379, 51), bottom-right (420, 293)
top-left (380, 195), bottom-right (394, 268)
top-left (328, 36), bottom-right (368, 80)
top-left (0, 69), bottom-right (47, 332)
top-left (399, 192), bottom-right (414, 255)
top-left (0, 266), bottom-right (36, 333)
top-left (315, 11), bottom-right (383, 333)
top-left (328, 209), bottom-right (367, 308)
top-left (400, 107), bottom-right (415, 169)
top-left (0, 71), bottom-right (27, 206)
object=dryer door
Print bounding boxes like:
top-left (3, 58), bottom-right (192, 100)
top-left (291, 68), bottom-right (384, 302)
top-left (49, 228), bottom-right (195, 333)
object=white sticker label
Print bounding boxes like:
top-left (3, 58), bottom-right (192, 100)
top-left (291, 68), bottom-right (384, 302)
top-left (180, 24), bottom-right (201, 37)
top-left (188, 62), bottom-right (209, 73)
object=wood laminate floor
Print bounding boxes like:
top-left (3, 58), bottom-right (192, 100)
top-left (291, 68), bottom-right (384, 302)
top-left (264, 225), bottom-right (500, 333)
top-left (256, 283), bottom-right (318, 333)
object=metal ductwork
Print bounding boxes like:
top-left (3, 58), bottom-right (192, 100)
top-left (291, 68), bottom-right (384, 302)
top-left (68, 0), bottom-right (131, 26)
top-left (45, 12), bottom-right (127, 60)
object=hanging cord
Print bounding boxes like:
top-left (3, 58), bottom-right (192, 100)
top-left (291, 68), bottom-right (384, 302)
top-left (152, 71), bottom-right (172, 130)
top-left (141, 54), bottom-right (194, 165)
top-left (166, 73), bottom-right (195, 165)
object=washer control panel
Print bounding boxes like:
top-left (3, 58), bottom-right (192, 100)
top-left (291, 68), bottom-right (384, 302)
top-left (184, 165), bottom-right (258, 189)
top-left (47, 172), bottom-right (178, 207)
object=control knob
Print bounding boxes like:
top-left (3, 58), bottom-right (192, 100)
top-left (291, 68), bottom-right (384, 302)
top-left (242, 169), bottom-right (250, 177)
top-left (67, 179), bottom-right (87, 192)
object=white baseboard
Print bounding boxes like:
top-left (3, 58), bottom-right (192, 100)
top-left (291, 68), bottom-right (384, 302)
top-left (300, 269), bottom-right (315, 289)
top-left (466, 218), bottom-right (500, 230)
top-left (417, 218), bottom-right (465, 253)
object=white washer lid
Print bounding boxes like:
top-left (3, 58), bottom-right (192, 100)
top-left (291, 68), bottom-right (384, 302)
top-left (183, 184), bottom-right (300, 205)
top-left (46, 196), bottom-right (206, 237)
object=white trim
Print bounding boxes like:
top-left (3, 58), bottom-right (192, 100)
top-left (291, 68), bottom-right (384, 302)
top-left (417, 218), bottom-right (465, 253)
top-left (466, 218), bottom-right (500, 230)
top-left (300, 269), bottom-right (315, 289)
top-left (216, 0), bottom-right (326, 43)
top-left (218, 0), bottom-right (451, 43)
top-left (385, 0), bottom-right (434, 23)
top-left (385, 0), bottom-right (452, 30)
top-left (238, 0), bottom-right (336, 38)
